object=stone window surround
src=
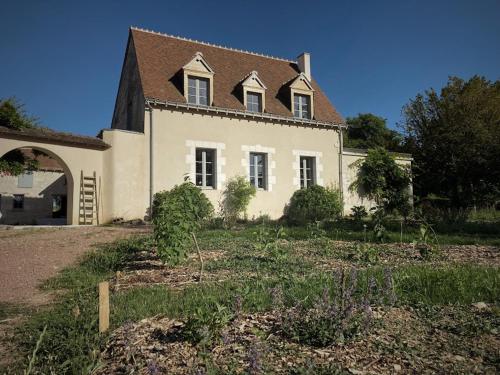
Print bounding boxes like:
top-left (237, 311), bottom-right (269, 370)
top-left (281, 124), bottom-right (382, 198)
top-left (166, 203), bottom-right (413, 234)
top-left (186, 140), bottom-right (226, 190)
top-left (241, 145), bottom-right (276, 192)
top-left (292, 149), bottom-right (324, 188)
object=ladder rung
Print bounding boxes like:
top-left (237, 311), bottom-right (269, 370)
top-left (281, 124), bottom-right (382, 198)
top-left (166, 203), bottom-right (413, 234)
top-left (83, 177), bottom-right (96, 181)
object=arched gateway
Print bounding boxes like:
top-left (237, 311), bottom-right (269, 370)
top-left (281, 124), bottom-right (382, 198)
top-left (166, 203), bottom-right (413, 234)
top-left (0, 127), bottom-right (110, 225)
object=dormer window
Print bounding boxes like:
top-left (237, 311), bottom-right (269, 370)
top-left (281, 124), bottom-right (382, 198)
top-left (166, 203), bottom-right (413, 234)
top-left (294, 94), bottom-right (311, 119)
top-left (188, 76), bottom-right (209, 105)
top-left (246, 92), bottom-right (262, 113)
top-left (241, 71), bottom-right (267, 113)
top-left (290, 73), bottom-right (315, 120)
top-left (183, 52), bottom-right (214, 106)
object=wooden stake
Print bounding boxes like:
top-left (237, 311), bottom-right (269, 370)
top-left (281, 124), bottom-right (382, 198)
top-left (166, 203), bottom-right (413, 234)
top-left (192, 232), bottom-right (204, 282)
top-left (98, 281), bottom-right (109, 333)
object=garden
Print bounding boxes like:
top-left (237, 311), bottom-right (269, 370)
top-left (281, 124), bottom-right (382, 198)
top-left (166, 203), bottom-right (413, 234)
top-left (3, 161), bottom-right (499, 374)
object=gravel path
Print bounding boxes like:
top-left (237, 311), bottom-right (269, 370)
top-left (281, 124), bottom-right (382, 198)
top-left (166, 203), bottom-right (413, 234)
top-left (0, 226), bottom-right (149, 305)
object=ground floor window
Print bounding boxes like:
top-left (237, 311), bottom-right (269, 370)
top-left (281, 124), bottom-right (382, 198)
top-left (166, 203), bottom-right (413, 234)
top-left (300, 156), bottom-right (316, 188)
top-left (13, 194), bottom-right (24, 209)
top-left (195, 148), bottom-right (216, 188)
top-left (250, 152), bottom-right (267, 189)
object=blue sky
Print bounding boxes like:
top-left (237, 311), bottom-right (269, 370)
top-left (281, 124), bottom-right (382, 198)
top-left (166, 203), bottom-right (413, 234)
top-left (1, 0), bottom-right (499, 136)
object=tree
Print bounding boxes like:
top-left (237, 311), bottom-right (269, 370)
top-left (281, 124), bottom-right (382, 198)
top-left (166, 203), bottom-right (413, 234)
top-left (344, 113), bottom-right (403, 151)
top-left (400, 76), bottom-right (500, 208)
top-left (350, 147), bottom-right (411, 215)
top-left (0, 98), bottom-right (40, 176)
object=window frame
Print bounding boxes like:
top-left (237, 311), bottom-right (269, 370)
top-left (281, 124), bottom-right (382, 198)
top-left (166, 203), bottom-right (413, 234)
top-left (195, 148), bottom-right (216, 189)
top-left (299, 156), bottom-right (316, 188)
top-left (294, 94), bottom-right (311, 119)
top-left (246, 91), bottom-right (263, 113)
top-left (249, 152), bottom-right (267, 190)
top-left (13, 194), bottom-right (24, 210)
top-left (187, 76), bottom-right (210, 106)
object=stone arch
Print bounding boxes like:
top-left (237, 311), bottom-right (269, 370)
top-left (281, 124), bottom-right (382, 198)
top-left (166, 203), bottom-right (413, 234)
top-left (0, 145), bottom-right (75, 225)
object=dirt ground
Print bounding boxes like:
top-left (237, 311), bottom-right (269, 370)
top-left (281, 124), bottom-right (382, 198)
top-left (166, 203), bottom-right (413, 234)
top-left (0, 226), bottom-right (150, 305)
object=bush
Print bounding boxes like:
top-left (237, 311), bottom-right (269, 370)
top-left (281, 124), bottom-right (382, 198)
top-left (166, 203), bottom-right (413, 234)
top-left (285, 185), bottom-right (342, 226)
top-left (351, 206), bottom-right (368, 222)
top-left (220, 176), bottom-right (256, 228)
top-left (153, 182), bottom-right (213, 264)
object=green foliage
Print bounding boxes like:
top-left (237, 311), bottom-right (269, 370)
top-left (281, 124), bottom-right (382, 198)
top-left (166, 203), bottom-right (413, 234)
top-left (344, 113), bottom-right (403, 151)
top-left (344, 243), bottom-right (380, 265)
top-left (351, 205), bottom-right (368, 222)
top-left (0, 97), bottom-right (38, 130)
top-left (370, 206), bottom-right (388, 243)
top-left (351, 147), bottom-right (411, 215)
top-left (401, 75), bottom-right (500, 208)
top-left (0, 98), bottom-right (42, 176)
top-left (412, 222), bottom-right (440, 260)
top-left (220, 176), bottom-right (256, 228)
top-left (253, 225), bottom-right (288, 259)
top-left (182, 303), bottom-right (233, 348)
top-left (153, 183), bottom-right (213, 264)
top-left (307, 221), bottom-right (327, 239)
top-left (0, 148), bottom-right (40, 177)
top-left (286, 185), bottom-right (343, 225)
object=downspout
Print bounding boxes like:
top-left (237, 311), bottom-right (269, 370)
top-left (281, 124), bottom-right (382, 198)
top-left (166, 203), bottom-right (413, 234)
top-left (146, 100), bottom-right (154, 217)
top-left (338, 125), bottom-right (345, 216)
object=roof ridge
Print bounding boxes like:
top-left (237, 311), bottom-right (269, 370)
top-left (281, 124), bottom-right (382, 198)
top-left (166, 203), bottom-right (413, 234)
top-left (130, 26), bottom-right (296, 64)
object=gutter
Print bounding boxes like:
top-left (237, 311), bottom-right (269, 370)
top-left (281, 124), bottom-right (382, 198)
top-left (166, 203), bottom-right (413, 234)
top-left (146, 101), bottom-right (154, 217)
top-left (338, 127), bottom-right (344, 215)
top-left (144, 98), bottom-right (344, 130)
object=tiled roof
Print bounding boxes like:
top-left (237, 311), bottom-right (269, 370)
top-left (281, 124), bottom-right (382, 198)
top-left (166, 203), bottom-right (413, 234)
top-left (0, 126), bottom-right (110, 150)
top-left (130, 28), bottom-right (344, 125)
top-left (20, 148), bottom-right (64, 171)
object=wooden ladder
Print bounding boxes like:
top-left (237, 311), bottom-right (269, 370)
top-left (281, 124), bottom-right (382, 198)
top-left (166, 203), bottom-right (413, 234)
top-left (79, 171), bottom-right (99, 225)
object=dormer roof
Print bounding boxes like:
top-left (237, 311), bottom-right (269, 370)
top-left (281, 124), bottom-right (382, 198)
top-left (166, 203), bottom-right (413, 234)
top-left (241, 71), bottom-right (267, 90)
top-left (289, 73), bottom-right (315, 91)
top-left (183, 52), bottom-right (215, 74)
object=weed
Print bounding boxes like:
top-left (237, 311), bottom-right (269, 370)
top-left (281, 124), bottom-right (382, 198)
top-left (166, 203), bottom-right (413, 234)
top-left (182, 303), bottom-right (233, 348)
top-left (344, 243), bottom-right (380, 265)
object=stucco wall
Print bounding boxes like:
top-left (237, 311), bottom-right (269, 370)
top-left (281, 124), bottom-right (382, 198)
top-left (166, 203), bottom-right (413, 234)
top-left (147, 108), bottom-right (342, 219)
top-left (0, 171), bottom-right (66, 224)
top-left (101, 129), bottom-right (148, 222)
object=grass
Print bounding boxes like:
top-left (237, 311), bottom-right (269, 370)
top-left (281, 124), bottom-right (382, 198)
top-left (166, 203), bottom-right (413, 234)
top-left (0, 302), bottom-right (23, 321)
top-left (204, 218), bottom-right (500, 246)
top-left (6, 222), bottom-right (500, 374)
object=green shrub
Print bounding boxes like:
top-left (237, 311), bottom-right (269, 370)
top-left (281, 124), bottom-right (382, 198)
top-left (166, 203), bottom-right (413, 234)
top-left (285, 185), bottom-right (342, 225)
top-left (153, 182), bottom-right (213, 264)
top-left (220, 176), bottom-right (256, 228)
top-left (351, 205), bottom-right (368, 222)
